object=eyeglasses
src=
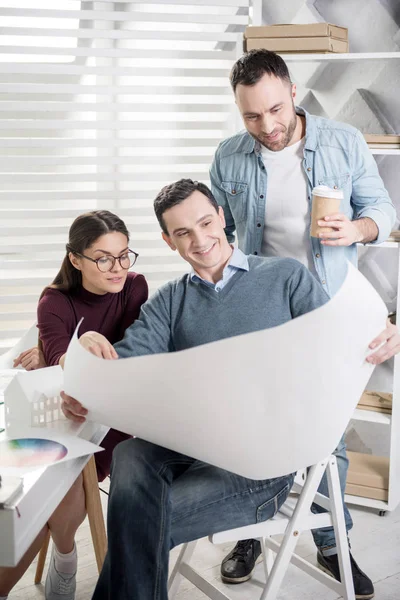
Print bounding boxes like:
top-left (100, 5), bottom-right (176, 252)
top-left (71, 249), bottom-right (139, 273)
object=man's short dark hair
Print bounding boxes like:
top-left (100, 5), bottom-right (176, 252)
top-left (154, 179), bottom-right (219, 235)
top-left (230, 49), bottom-right (291, 93)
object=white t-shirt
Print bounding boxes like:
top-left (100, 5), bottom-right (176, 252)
top-left (260, 138), bottom-right (316, 276)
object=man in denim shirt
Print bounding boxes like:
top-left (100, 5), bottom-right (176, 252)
top-left (210, 50), bottom-right (396, 599)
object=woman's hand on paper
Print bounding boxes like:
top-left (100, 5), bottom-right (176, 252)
top-left (61, 332), bottom-right (117, 422)
top-left (60, 390), bottom-right (88, 423)
top-left (79, 331), bottom-right (118, 360)
top-left (366, 319), bottom-right (400, 365)
top-left (13, 346), bottom-right (46, 371)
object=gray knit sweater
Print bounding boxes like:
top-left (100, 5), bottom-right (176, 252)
top-left (115, 256), bottom-right (328, 359)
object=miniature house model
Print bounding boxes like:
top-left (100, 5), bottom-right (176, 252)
top-left (4, 366), bottom-right (64, 431)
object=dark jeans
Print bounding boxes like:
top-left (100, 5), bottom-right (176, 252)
top-left (92, 438), bottom-right (294, 600)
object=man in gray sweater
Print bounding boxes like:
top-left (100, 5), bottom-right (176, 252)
top-left (61, 179), bottom-right (399, 600)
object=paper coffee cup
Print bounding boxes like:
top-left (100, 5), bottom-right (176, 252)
top-left (310, 185), bottom-right (343, 238)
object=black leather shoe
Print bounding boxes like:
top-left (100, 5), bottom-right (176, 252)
top-left (220, 539), bottom-right (262, 583)
top-left (317, 551), bottom-right (374, 599)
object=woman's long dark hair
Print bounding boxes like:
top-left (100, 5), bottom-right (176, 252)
top-left (41, 210), bottom-right (130, 298)
top-left (38, 210), bottom-right (130, 354)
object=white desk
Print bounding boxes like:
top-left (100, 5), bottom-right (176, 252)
top-left (0, 368), bottom-right (107, 567)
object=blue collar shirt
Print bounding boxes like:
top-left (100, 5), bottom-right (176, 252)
top-left (210, 106), bottom-right (396, 297)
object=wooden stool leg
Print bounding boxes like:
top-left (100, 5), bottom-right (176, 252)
top-left (34, 529), bottom-right (51, 584)
top-left (82, 455), bottom-right (107, 573)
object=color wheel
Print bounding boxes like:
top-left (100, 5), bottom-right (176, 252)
top-left (0, 438), bottom-right (68, 468)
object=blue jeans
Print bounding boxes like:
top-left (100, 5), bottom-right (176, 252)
top-left (92, 438), bottom-right (294, 600)
top-left (311, 435), bottom-right (353, 554)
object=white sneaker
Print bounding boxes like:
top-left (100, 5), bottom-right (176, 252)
top-left (45, 551), bottom-right (76, 600)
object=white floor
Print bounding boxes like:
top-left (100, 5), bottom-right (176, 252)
top-left (10, 482), bottom-right (400, 600)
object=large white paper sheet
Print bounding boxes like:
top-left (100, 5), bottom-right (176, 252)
top-left (63, 263), bottom-right (387, 480)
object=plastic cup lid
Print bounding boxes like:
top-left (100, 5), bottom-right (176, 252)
top-left (312, 185), bottom-right (344, 200)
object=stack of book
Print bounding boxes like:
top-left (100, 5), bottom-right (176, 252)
top-left (364, 134), bottom-right (400, 149)
top-left (346, 451), bottom-right (389, 501)
top-left (388, 231), bottom-right (400, 242)
top-left (356, 391), bottom-right (392, 415)
top-left (244, 23), bottom-right (349, 54)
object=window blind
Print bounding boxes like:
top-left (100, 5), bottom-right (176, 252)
top-left (0, 0), bottom-right (260, 353)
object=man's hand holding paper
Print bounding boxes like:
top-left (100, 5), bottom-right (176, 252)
top-left (60, 390), bottom-right (88, 423)
top-left (366, 318), bottom-right (400, 364)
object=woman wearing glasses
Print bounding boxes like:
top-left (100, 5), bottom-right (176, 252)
top-left (0, 210), bottom-right (147, 600)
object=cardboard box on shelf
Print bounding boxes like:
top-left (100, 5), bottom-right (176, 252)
top-left (388, 231), bottom-right (400, 242)
top-left (346, 451), bottom-right (389, 491)
top-left (357, 391), bottom-right (392, 413)
top-left (245, 37), bottom-right (349, 54)
top-left (244, 23), bottom-right (348, 41)
top-left (364, 134), bottom-right (400, 144)
top-left (356, 404), bottom-right (392, 415)
top-left (346, 483), bottom-right (388, 501)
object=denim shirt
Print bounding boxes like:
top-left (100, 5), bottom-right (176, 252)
top-left (210, 107), bottom-right (396, 297)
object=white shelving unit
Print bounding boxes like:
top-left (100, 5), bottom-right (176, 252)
top-left (344, 241), bottom-right (400, 514)
top-left (281, 50), bottom-right (400, 513)
top-left (279, 51), bottom-right (400, 160)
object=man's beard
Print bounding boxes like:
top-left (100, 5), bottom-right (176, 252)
top-left (254, 108), bottom-right (298, 152)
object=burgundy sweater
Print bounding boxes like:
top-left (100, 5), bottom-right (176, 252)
top-left (37, 272), bottom-right (148, 366)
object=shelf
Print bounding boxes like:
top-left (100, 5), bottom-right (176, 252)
top-left (360, 240), bottom-right (399, 248)
top-left (370, 148), bottom-right (400, 155)
top-left (352, 408), bottom-right (391, 425)
top-left (281, 52), bottom-right (400, 62)
top-left (344, 494), bottom-right (388, 511)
